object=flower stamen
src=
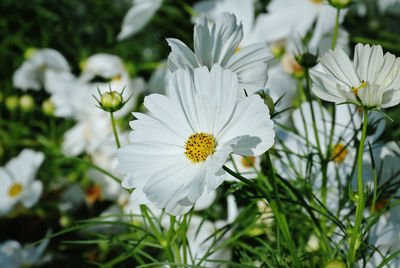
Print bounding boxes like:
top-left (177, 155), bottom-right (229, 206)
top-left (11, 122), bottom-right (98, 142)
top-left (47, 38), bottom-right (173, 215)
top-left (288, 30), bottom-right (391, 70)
top-left (9, 183), bottom-right (23, 197)
top-left (351, 80), bottom-right (367, 98)
top-left (331, 143), bottom-right (348, 163)
top-left (184, 132), bottom-right (215, 163)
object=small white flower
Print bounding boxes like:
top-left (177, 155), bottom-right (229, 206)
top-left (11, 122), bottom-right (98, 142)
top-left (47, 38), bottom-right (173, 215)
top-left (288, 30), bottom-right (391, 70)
top-left (0, 150), bottom-right (44, 215)
top-left (117, 64), bottom-right (275, 215)
top-left (167, 12), bottom-right (272, 94)
top-left (13, 48), bottom-right (70, 91)
top-left (0, 236), bottom-right (50, 268)
top-left (117, 0), bottom-right (163, 41)
top-left (310, 44), bottom-right (400, 108)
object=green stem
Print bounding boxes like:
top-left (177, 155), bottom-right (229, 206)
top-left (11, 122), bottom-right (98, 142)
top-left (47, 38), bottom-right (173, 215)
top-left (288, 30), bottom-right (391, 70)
top-left (223, 160), bottom-right (302, 268)
top-left (348, 109), bottom-right (368, 266)
top-left (331, 8), bottom-right (341, 50)
top-left (182, 214), bottom-right (188, 265)
top-left (110, 112), bottom-right (121, 149)
top-left (140, 205), bottom-right (175, 264)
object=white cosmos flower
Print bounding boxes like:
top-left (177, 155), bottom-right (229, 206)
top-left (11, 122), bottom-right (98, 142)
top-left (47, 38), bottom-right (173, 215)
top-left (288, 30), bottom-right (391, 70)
top-left (0, 150), bottom-right (44, 215)
top-left (117, 0), bottom-right (163, 41)
top-left (253, 0), bottom-right (346, 49)
top-left (116, 64), bottom-right (275, 215)
top-left (310, 44), bottom-right (400, 108)
top-left (0, 236), bottom-right (50, 268)
top-left (13, 48), bottom-right (70, 91)
top-left (167, 12), bottom-right (272, 94)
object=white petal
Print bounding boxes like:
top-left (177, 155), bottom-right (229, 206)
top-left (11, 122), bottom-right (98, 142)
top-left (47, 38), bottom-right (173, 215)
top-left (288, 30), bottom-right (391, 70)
top-left (167, 38), bottom-right (199, 72)
top-left (225, 43), bottom-right (272, 93)
top-left (310, 70), bottom-right (345, 102)
top-left (217, 94), bottom-right (275, 156)
top-left (209, 12), bottom-right (243, 66)
top-left (117, 0), bottom-right (162, 40)
top-left (320, 48), bottom-right (360, 88)
top-left (143, 162), bottom-right (206, 215)
top-left (20, 181), bottom-right (43, 208)
top-left (5, 150), bottom-right (44, 185)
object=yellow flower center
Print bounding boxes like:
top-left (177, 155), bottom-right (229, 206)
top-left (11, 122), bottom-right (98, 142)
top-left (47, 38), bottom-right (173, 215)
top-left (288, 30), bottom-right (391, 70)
top-left (241, 156), bottom-right (256, 168)
top-left (311, 0), bottom-right (324, 3)
top-left (373, 199), bottom-right (388, 213)
top-left (331, 143), bottom-right (348, 163)
top-left (184, 132), bottom-right (215, 163)
top-left (351, 80), bottom-right (367, 98)
top-left (234, 46), bottom-right (242, 54)
top-left (84, 185), bottom-right (103, 204)
top-left (9, 183), bottom-right (23, 197)
top-left (111, 75), bottom-right (122, 82)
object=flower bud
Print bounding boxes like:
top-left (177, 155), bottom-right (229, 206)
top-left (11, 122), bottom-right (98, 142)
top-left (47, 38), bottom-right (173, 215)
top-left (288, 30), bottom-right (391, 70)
top-left (328, 0), bottom-right (352, 9)
top-left (19, 94), bottom-right (34, 111)
top-left (5, 96), bottom-right (19, 111)
top-left (94, 87), bottom-right (130, 113)
top-left (257, 92), bottom-right (275, 114)
top-left (42, 99), bottom-right (55, 116)
top-left (24, 47), bottom-right (37, 59)
top-left (101, 91), bottom-right (123, 109)
top-left (296, 52), bottom-right (319, 68)
top-left (325, 259), bottom-right (347, 268)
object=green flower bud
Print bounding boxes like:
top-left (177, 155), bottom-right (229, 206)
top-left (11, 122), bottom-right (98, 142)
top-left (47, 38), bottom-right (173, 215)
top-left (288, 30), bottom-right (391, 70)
top-left (42, 99), bottom-right (55, 116)
top-left (296, 52), bottom-right (319, 68)
top-left (5, 96), bottom-right (19, 111)
top-left (257, 92), bottom-right (275, 114)
top-left (325, 259), bottom-right (347, 268)
top-left (328, 0), bottom-right (352, 9)
top-left (94, 87), bottom-right (130, 113)
top-left (24, 47), bottom-right (37, 59)
top-left (59, 215), bottom-right (72, 228)
top-left (101, 91), bottom-right (122, 109)
top-left (19, 94), bottom-right (35, 111)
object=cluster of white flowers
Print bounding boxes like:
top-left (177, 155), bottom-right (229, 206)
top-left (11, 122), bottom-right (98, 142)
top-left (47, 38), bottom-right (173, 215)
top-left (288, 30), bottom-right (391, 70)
top-left (3, 0), bottom-right (400, 266)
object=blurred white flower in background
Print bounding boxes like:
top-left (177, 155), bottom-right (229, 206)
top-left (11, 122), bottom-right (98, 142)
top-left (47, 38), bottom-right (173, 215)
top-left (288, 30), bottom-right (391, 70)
top-left (167, 12), bottom-right (272, 94)
top-left (0, 150), bottom-right (44, 215)
top-left (13, 48), bottom-right (70, 91)
top-left (117, 0), bottom-right (163, 41)
top-left (254, 0), bottom-right (347, 49)
top-left (117, 64), bottom-right (275, 215)
top-left (0, 235), bottom-right (50, 268)
top-left (183, 195), bottom-right (238, 267)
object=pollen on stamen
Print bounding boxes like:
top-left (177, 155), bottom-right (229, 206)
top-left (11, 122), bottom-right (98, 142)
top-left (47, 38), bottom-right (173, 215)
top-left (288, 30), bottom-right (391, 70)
top-left (351, 80), bottom-right (367, 97)
top-left (9, 183), bottom-right (23, 197)
top-left (184, 132), bottom-right (215, 163)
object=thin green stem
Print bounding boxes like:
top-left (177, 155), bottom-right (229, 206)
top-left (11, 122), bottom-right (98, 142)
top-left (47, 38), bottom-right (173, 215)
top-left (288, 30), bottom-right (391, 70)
top-left (331, 8), bottom-right (341, 50)
top-left (223, 160), bottom-right (302, 268)
top-left (140, 205), bottom-right (174, 264)
top-left (348, 109), bottom-right (369, 266)
top-left (182, 214), bottom-right (188, 265)
top-left (110, 112), bottom-right (121, 149)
